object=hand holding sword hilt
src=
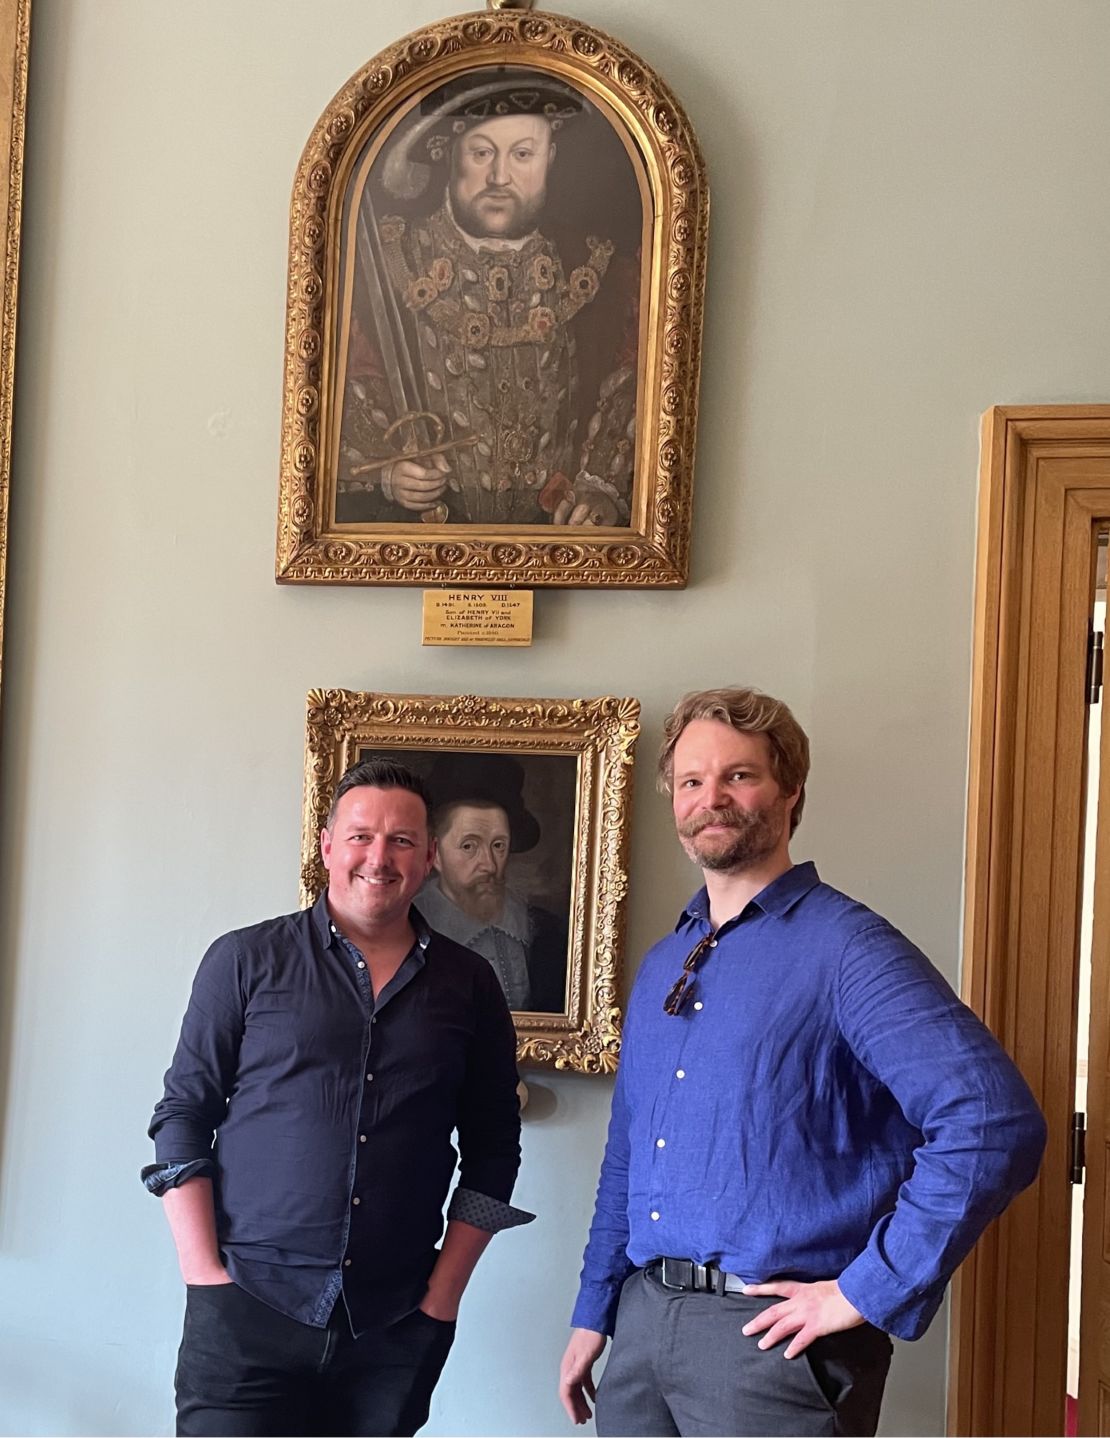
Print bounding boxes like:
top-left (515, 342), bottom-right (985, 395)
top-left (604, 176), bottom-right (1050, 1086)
top-left (349, 411), bottom-right (479, 523)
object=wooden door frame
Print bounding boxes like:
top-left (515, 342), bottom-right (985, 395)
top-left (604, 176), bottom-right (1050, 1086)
top-left (948, 405), bottom-right (1110, 1435)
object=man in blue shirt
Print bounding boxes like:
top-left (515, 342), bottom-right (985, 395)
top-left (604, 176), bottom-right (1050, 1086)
top-left (559, 687), bottom-right (1046, 1437)
top-left (146, 758), bottom-right (530, 1437)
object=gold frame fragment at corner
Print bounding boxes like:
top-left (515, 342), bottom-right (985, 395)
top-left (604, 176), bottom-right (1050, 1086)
top-left (300, 689), bottom-right (639, 1072)
top-left (275, 8), bottom-right (708, 588)
top-left (0, 0), bottom-right (29, 720)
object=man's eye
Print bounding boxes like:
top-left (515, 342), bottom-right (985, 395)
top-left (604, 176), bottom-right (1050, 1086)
top-left (393, 836), bottom-right (413, 847)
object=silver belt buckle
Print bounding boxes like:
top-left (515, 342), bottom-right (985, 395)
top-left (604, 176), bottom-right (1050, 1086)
top-left (659, 1257), bottom-right (693, 1289)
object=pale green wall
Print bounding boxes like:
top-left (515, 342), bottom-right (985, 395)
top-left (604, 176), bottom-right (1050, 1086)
top-left (2, 1), bottom-right (1108, 1433)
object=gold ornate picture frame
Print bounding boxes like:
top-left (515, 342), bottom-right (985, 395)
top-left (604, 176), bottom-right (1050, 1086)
top-left (277, 9), bottom-right (707, 588)
top-left (0, 0), bottom-right (29, 721)
top-left (300, 690), bottom-right (639, 1071)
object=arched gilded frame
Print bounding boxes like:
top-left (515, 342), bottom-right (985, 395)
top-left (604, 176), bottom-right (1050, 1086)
top-left (277, 9), bottom-right (707, 588)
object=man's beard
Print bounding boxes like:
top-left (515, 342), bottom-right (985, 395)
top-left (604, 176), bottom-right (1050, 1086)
top-left (451, 186), bottom-right (546, 242)
top-left (448, 872), bottom-right (506, 922)
top-left (676, 803), bottom-right (785, 873)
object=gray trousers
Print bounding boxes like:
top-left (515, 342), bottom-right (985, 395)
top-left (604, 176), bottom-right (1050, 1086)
top-left (594, 1270), bottom-right (893, 1438)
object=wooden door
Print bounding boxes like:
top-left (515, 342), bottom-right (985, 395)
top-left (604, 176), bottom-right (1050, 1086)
top-left (949, 408), bottom-right (1110, 1436)
top-left (1080, 668), bottom-right (1110, 1434)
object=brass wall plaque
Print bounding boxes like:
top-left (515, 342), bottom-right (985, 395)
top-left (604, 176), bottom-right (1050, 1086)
top-left (422, 588), bottom-right (533, 647)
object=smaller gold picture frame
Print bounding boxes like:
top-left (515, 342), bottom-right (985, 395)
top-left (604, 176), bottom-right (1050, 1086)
top-left (301, 689), bottom-right (639, 1072)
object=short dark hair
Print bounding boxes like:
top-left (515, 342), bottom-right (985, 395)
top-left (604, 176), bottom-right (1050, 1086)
top-left (325, 757), bottom-right (431, 830)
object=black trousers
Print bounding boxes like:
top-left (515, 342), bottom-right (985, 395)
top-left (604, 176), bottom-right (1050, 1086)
top-left (595, 1270), bottom-right (893, 1438)
top-left (175, 1282), bottom-right (456, 1437)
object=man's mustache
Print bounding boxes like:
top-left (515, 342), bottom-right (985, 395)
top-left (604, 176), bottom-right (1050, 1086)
top-left (678, 807), bottom-right (749, 838)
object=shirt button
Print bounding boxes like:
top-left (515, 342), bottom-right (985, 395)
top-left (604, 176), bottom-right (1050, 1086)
top-left (357, 961), bottom-right (366, 970)
top-left (709, 939), bottom-right (717, 947)
top-left (366, 1073), bottom-right (374, 1083)
top-left (371, 1017), bottom-right (377, 1025)
top-left (359, 1134), bottom-right (367, 1143)
top-left (656, 1138), bottom-right (666, 1148)
top-left (352, 1197), bottom-right (360, 1206)
top-left (650, 1211), bottom-right (660, 1221)
top-left (676, 1069), bottom-right (686, 1079)
top-left (344, 1259), bottom-right (352, 1267)
top-left (693, 1001), bottom-right (704, 1011)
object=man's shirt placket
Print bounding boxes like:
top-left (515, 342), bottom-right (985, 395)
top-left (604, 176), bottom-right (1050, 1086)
top-left (331, 923), bottom-right (383, 1307)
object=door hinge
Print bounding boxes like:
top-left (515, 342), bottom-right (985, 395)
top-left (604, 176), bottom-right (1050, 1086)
top-left (1087, 629), bottom-right (1104, 703)
top-left (1070, 1111), bottom-right (1087, 1183)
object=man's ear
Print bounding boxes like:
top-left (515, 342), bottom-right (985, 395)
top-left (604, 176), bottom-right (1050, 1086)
top-left (320, 827), bottom-right (333, 871)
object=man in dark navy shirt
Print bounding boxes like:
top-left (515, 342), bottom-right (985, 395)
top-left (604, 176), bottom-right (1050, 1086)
top-left (145, 758), bottom-right (530, 1437)
top-left (559, 687), bottom-right (1046, 1437)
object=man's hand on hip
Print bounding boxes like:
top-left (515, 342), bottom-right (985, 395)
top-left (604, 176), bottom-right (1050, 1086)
top-left (559, 1327), bottom-right (607, 1425)
top-left (740, 1279), bottom-right (865, 1358)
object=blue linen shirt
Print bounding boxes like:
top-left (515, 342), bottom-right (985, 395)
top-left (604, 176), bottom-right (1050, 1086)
top-left (571, 862), bottom-right (1046, 1341)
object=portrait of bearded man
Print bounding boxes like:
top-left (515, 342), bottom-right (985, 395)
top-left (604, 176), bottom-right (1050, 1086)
top-left (333, 66), bottom-right (645, 528)
top-left (415, 753), bottom-right (570, 1015)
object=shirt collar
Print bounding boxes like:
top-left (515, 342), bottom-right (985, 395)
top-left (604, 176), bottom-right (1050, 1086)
top-left (677, 860), bottom-right (821, 930)
top-left (312, 890), bottom-right (431, 953)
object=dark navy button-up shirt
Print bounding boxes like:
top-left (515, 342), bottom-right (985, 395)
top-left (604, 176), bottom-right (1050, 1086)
top-left (571, 863), bottom-right (1046, 1340)
top-left (146, 896), bottom-right (526, 1334)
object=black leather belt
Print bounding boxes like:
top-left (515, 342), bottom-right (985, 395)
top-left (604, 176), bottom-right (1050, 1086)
top-left (647, 1257), bottom-right (747, 1295)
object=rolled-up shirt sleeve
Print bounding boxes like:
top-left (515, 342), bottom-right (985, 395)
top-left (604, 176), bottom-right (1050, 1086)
top-left (140, 1158), bottom-right (215, 1196)
top-left (144, 932), bottom-right (246, 1180)
top-left (446, 1186), bottom-right (533, 1232)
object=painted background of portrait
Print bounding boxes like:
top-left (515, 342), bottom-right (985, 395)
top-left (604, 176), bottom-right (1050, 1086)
top-left (331, 64), bottom-right (649, 531)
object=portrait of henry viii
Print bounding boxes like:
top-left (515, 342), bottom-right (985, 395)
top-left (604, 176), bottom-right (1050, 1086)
top-left (332, 65), bottom-right (647, 530)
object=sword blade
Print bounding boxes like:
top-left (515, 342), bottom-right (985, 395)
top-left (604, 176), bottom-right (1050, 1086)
top-left (355, 199), bottom-right (427, 444)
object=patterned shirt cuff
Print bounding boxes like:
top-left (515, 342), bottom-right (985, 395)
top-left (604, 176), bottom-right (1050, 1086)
top-left (447, 1187), bottom-right (535, 1233)
top-left (141, 1159), bottom-right (214, 1196)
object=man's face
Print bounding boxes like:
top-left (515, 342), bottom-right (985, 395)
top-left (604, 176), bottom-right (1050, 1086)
top-left (449, 114), bottom-right (555, 240)
top-left (434, 802), bottom-right (511, 922)
top-left (671, 720), bottom-right (798, 874)
top-left (321, 785), bottom-right (434, 933)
